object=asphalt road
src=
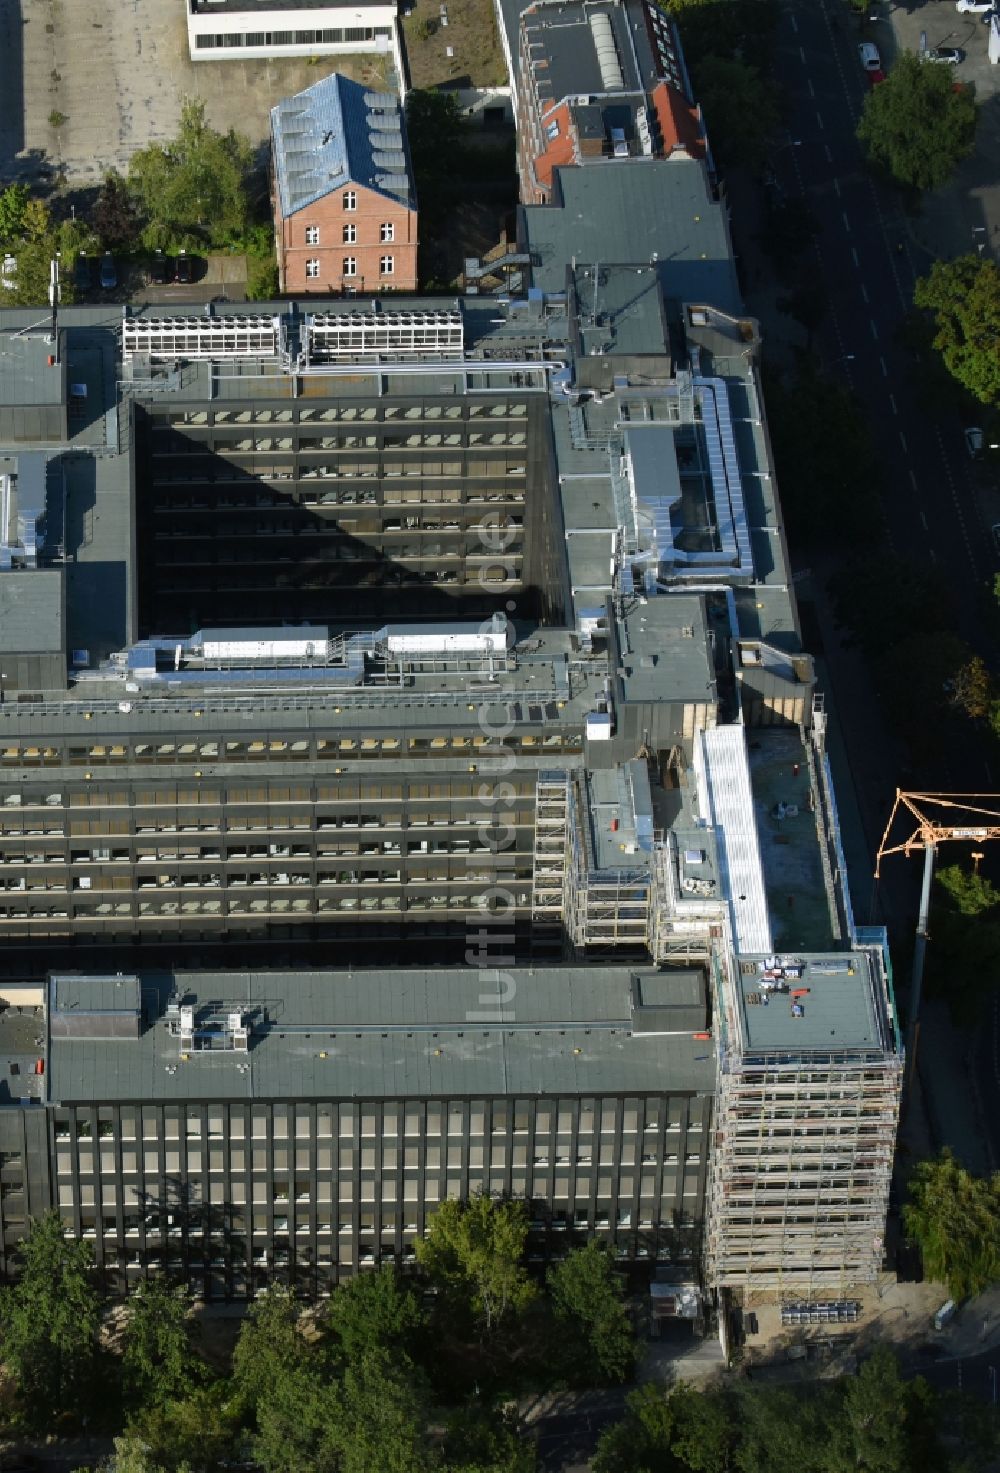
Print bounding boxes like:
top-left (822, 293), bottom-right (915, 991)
top-left (770, 0), bottom-right (992, 675)
top-left (734, 0), bottom-right (1000, 1165)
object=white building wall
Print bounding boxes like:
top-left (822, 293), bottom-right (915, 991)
top-left (187, 3), bottom-right (396, 60)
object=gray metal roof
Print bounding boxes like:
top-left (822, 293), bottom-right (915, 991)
top-left (271, 73), bottom-right (414, 218)
top-left (735, 951), bottom-right (892, 1056)
top-left (0, 570), bottom-right (64, 654)
top-left (51, 974), bottom-right (140, 1017)
top-left (522, 158), bottom-right (741, 312)
top-left (46, 965), bottom-right (718, 1103)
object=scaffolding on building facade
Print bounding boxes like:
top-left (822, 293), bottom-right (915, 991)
top-left (704, 935), bottom-right (902, 1297)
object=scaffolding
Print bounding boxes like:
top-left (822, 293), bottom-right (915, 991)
top-left (562, 778), bottom-right (650, 952)
top-left (303, 308), bottom-right (464, 362)
top-left (704, 937), bottom-right (902, 1297)
top-left (122, 315), bottom-right (282, 363)
top-left (531, 771), bottom-right (570, 947)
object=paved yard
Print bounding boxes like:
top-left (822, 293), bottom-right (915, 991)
top-left (1, 0), bottom-right (392, 185)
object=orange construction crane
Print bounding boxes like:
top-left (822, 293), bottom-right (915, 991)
top-left (876, 791), bottom-right (1000, 1091)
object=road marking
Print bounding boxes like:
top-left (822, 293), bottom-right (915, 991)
top-left (899, 431), bottom-right (908, 452)
top-left (800, 45), bottom-right (807, 63)
top-left (824, 144), bottom-right (832, 163)
top-left (881, 356), bottom-right (888, 377)
top-left (929, 547), bottom-right (937, 563)
top-left (816, 109), bottom-right (825, 129)
top-left (808, 77), bottom-right (816, 97)
top-left (860, 283), bottom-right (869, 303)
top-left (842, 210), bottom-right (851, 231)
top-left (889, 393), bottom-right (898, 415)
top-left (870, 318), bottom-right (879, 340)
top-left (920, 511), bottom-right (928, 530)
top-left (909, 468), bottom-right (918, 489)
top-left (833, 176), bottom-right (840, 197)
top-left (791, 11), bottom-right (798, 30)
top-left (852, 246), bottom-right (860, 267)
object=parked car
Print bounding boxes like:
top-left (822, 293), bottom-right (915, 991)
top-left (956, 0), bottom-right (993, 12)
top-left (175, 250), bottom-right (193, 284)
top-left (965, 427), bottom-right (984, 459)
top-left (923, 46), bottom-right (964, 63)
top-left (867, 68), bottom-right (886, 87)
top-left (99, 252), bottom-right (117, 289)
top-left (0, 253), bottom-right (16, 292)
top-left (74, 252), bottom-right (93, 292)
top-left (149, 250), bottom-right (170, 285)
top-left (858, 40), bottom-right (882, 71)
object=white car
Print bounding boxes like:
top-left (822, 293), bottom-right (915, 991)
top-left (859, 40), bottom-right (882, 71)
top-left (957, 0), bottom-right (993, 12)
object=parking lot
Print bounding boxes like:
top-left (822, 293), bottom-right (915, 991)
top-left (0, 0), bottom-right (391, 185)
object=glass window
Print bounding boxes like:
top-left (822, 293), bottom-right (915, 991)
top-left (380, 222), bottom-right (394, 243)
top-left (343, 223), bottom-right (357, 244)
top-left (379, 255), bottom-right (394, 276)
top-left (305, 260), bottom-right (320, 279)
top-left (305, 224), bottom-right (319, 245)
top-left (343, 190), bottom-right (357, 211)
top-left (343, 257), bottom-right (357, 277)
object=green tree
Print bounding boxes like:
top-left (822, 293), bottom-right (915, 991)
top-left (952, 653), bottom-right (994, 722)
top-left (915, 255), bottom-right (1000, 406)
top-left (416, 1194), bottom-right (536, 1336)
top-left (693, 56), bottom-right (778, 171)
top-left (0, 1211), bottom-right (101, 1429)
top-left (121, 1279), bottom-right (204, 1412)
top-left (833, 1347), bottom-right (910, 1473)
top-left (595, 1381), bottom-right (732, 1473)
top-left (667, 0), bottom-right (779, 74)
top-left (828, 554), bottom-right (953, 662)
top-left (442, 1404), bottom-right (536, 1473)
top-left (333, 1350), bottom-right (434, 1473)
top-left (857, 52), bottom-right (977, 192)
top-left (232, 1287), bottom-right (339, 1473)
top-left (94, 171), bottom-right (141, 252)
top-left (545, 1241), bottom-right (636, 1384)
top-left (125, 1383), bottom-right (241, 1473)
top-left (903, 1148), bottom-right (1000, 1299)
top-left (764, 365), bottom-right (883, 549)
top-left (0, 184), bottom-right (29, 245)
top-left (326, 1262), bottom-right (425, 1364)
top-left (128, 98), bottom-right (254, 250)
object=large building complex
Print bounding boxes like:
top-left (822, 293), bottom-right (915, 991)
top-left (0, 3), bottom-right (901, 1310)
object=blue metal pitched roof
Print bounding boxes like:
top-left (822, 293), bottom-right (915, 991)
top-left (271, 72), bottom-right (414, 218)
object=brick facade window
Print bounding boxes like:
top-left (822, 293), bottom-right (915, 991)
top-left (343, 223), bottom-right (357, 244)
top-left (305, 260), bottom-right (320, 279)
top-left (305, 225), bottom-right (319, 245)
top-left (343, 257), bottom-right (357, 277)
top-left (343, 191), bottom-right (357, 211)
top-left (380, 255), bottom-right (394, 276)
top-left (380, 222), bottom-right (394, 243)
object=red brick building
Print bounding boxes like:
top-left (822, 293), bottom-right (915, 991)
top-left (514, 0), bottom-right (708, 206)
top-left (271, 73), bottom-right (418, 294)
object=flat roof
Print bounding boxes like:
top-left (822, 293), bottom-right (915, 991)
top-left (522, 159), bottom-right (741, 311)
top-left (0, 570), bottom-right (64, 655)
top-left (735, 951), bottom-right (889, 1055)
top-left (572, 264), bottom-right (669, 358)
top-left (617, 595), bottom-right (715, 706)
top-left (45, 965), bottom-right (718, 1103)
top-left (522, 0), bottom-right (646, 105)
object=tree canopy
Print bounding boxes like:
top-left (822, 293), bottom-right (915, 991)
top-left (857, 52), bottom-right (977, 192)
top-left (127, 98), bottom-right (255, 250)
top-left (121, 1278), bottom-right (204, 1411)
top-left (0, 1211), bottom-right (101, 1429)
top-left (903, 1148), bottom-right (1000, 1300)
top-left (415, 1194), bottom-right (536, 1336)
top-left (914, 254), bottom-right (1000, 406)
top-left (546, 1241), bottom-right (636, 1384)
top-left (691, 56), bottom-right (778, 170)
top-left (595, 1348), bottom-right (987, 1473)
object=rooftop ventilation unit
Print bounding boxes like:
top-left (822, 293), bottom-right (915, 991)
top-left (588, 12), bottom-right (625, 91)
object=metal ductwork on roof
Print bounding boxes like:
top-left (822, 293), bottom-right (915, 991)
top-left (588, 11), bottom-right (625, 91)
